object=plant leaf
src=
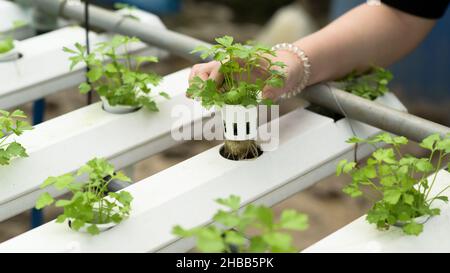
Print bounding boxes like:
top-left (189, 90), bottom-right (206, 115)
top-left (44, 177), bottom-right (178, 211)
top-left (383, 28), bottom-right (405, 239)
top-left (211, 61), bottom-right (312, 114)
top-left (35, 192), bottom-right (54, 209)
top-left (196, 227), bottom-right (226, 253)
top-left (216, 195), bottom-right (241, 211)
top-left (79, 82), bottom-right (91, 94)
top-left (262, 232), bottom-right (293, 253)
top-left (420, 134), bottom-right (441, 151)
top-left (279, 210), bottom-right (308, 231)
top-left (403, 222), bottom-right (423, 236)
top-left (87, 224), bottom-right (100, 235)
top-left (383, 189), bottom-right (402, 205)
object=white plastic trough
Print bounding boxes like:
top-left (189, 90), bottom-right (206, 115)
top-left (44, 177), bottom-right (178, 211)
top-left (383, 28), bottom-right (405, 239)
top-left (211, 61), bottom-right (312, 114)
top-left (0, 68), bottom-right (212, 221)
top-left (0, 93), bottom-right (406, 252)
top-left (303, 170), bottom-right (450, 253)
top-left (0, 9), bottom-right (167, 109)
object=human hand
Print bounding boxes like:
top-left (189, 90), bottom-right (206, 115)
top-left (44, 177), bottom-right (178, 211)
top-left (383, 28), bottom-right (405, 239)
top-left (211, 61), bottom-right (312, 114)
top-left (188, 50), bottom-right (304, 100)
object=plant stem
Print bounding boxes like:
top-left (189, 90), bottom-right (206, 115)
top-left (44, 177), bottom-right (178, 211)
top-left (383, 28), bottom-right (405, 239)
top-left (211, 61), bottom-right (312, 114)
top-left (124, 42), bottom-right (132, 71)
top-left (365, 180), bottom-right (383, 195)
top-left (428, 185), bottom-right (450, 205)
top-left (394, 145), bottom-right (403, 158)
top-left (425, 150), bottom-right (443, 200)
top-left (0, 134), bottom-right (11, 147)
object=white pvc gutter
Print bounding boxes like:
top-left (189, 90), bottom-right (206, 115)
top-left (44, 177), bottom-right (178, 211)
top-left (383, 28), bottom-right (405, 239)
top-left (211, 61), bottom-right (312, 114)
top-left (0, 93), bottom-right (405, 252)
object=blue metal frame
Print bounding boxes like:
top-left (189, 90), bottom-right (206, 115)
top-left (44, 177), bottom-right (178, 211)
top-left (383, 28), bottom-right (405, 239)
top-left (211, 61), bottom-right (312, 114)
top-left (93, 0), bottom-right (181, 15)
top-left (30, 98), bottom-right (46, 228)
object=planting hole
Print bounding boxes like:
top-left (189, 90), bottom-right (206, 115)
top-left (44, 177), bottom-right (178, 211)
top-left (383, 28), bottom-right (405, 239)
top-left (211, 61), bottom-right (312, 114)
top-left (219, 143), bottom-right (263, 161)
top-left (101, 104), bottom-right (142, 114)
top-left (0, 52), bottom-right (23, 62)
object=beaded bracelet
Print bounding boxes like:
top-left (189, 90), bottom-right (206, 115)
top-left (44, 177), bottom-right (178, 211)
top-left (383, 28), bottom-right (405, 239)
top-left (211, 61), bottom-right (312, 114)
top-left (271, 43), bottom-right (311, 99)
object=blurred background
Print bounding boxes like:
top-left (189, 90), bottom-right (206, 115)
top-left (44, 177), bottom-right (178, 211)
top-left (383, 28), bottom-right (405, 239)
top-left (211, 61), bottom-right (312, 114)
top-left (1, 0), bottom-right (449, 249)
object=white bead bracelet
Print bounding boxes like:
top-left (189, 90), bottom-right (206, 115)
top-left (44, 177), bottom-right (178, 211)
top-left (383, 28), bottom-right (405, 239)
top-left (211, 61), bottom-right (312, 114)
top-left (271, 43), bottom-right (311, 99)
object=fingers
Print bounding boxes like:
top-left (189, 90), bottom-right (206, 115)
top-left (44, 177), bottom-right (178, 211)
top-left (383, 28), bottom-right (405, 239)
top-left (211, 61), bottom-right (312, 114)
top-left (189, 64), bottom-right (203, 82)
top-left (189, 61), bottom-right (223, 83)
top-left (263, 84), bottom-right (287, 101)
top-left (188, 61), bottom-right (223, 98)
top-left (198, 72), bottom-right (209, 81)
top-left (262, 86), bottom-right (278, 101)
top-left (209, 63), bottom-right (224, 84)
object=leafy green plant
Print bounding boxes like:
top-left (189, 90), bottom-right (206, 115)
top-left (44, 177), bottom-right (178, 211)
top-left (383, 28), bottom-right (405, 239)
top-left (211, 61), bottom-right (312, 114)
top-left (64, 35), bottom-right (169, 111)
top-left (338, 67), bottom-right (393, 100)
top-left (172, 195), bottom-right (308, 253)
top-left (35, 158), bottom-right (133, 235)
top-left (187, 36), bottom-right (285, 160)
top-left (0, 20), bottom-right (26, 54)
top-left (187, 35), bottom-right (285, 108)
top-left (337, 133), bottom-right (450, 235)
top-left (0, 109), bottom-right (32, 165)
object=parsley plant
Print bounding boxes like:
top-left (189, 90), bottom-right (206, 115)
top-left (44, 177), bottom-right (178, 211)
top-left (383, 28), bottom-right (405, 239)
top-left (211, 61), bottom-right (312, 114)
top-left (338, 67), bottom-right (393, 100)
top-left (172, 195), bottom-right (308, 253)
top-left (187, 36), bottom-right (286, 108)
top-left (35, 158), bottom-right (133, 235)
top-left (337, 133), bottom-right (450, 235)
top-left (0, 109), bottom-right (32, 165)
top-left (64, 35), bottom-right (169, 111)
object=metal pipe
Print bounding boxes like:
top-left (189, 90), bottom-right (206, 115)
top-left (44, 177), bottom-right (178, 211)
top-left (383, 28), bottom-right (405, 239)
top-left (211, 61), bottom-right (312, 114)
top-left (33, 0), bottom-right (450, 142)
top-left (302, 84), bottom-right (450, 142)
top-left (33, 0), bottom-right (210, 61)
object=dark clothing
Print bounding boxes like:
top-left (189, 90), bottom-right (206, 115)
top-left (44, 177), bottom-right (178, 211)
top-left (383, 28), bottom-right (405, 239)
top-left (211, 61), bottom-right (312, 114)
top-left (382, 0), bottom-right (449, 19)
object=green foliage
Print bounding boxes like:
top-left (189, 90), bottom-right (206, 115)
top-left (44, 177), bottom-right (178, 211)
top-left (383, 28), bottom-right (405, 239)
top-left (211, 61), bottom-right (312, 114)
top-left (64, 35), bottom-right (168, 111)
top-left (172, 195), bottom-right (308, 253)
top-left (35, 158), bottom-right (133, 235)
top-left (338, 67), bottom-right (393, 100)
top-left (187, 36), bottom-right (286, 108)
top-left (0, 20), bottom-right (26, 54)
top-left (0, 109), bottom-right (32, 165)
top-left (0, 37), bottom-right (14, 54)
top-left (337, 133), bottom-right (450, 235)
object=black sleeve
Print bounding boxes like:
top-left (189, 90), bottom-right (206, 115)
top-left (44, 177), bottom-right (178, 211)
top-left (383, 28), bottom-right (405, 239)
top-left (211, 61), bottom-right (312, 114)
top-left (382, 0), bottom-right (449, 19)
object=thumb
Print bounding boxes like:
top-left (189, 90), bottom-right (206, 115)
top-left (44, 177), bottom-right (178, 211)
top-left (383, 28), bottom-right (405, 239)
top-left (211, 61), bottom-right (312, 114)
top-left (262, 85), bottom-right (284, 101)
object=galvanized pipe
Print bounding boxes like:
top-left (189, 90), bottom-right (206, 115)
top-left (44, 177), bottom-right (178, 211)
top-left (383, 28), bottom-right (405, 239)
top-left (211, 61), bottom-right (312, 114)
top-left (302, 85), bottom-right (450, 142)
top-left (34, 0), bottom-right (450, 142)
top-left (33, 0), bottom-right (210, 61)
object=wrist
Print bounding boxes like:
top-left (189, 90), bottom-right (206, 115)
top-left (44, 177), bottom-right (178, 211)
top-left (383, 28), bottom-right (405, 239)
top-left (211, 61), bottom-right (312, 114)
top-left (273, 50), bottom-right (304, 73)
top-left (272, 43), bottom-right (311, 99)
top-left (272, 50), bottom-right (304, 92)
